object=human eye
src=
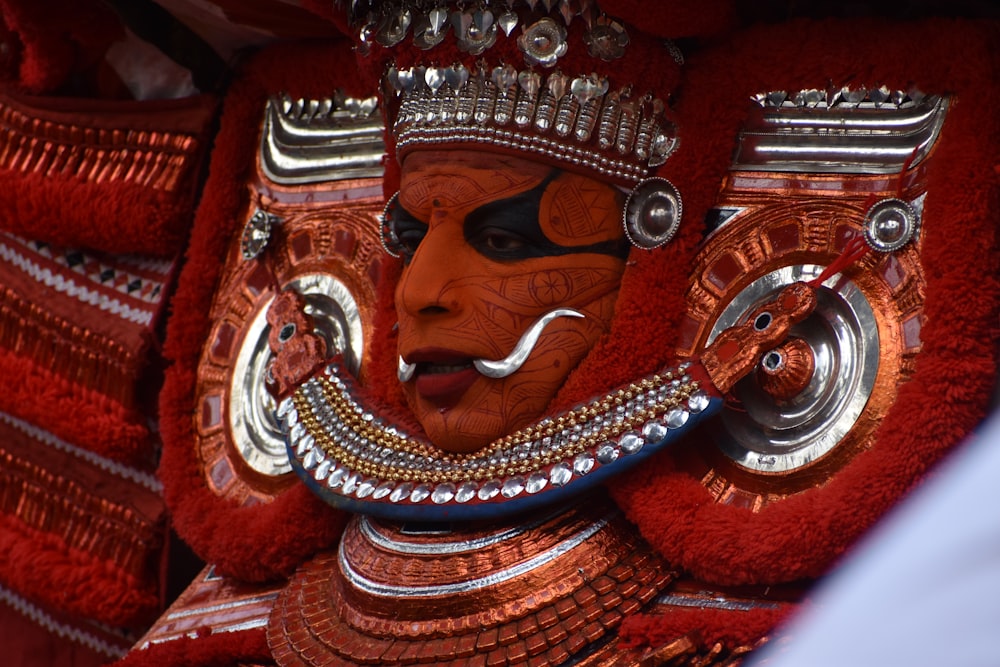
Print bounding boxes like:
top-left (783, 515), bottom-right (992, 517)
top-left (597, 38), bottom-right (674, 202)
top-left (471, 226), bottom-right (529, 257)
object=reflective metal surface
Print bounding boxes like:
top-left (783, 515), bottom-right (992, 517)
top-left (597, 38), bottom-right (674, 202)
top-left (268, 497), bottom-right (672, 666)
top-left (260, 94), bottom-right (386, 185)
top-left (473, 307), bottom-right (584, 378)
top-left (706, 265), bottom-right (879, 473)
top-left (864, 197), bottom-right (918, 252)
top-left (735, 91), bottom-right (948, 174)
top-left (229, 273), bottom-right (363, 476)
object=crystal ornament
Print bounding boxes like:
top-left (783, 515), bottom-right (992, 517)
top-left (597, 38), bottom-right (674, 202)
top-left (287, 358), bottom-right (711, 517)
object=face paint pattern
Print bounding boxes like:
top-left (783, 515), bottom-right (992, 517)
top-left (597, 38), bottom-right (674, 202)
top-left (395, 150), bottom-right (626, 454)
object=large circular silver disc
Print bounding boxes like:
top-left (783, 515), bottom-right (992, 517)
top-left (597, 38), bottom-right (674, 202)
top-left (706, 264), bottom-right (879, 473)
top-left (228, 273), bottom-right (363, 476)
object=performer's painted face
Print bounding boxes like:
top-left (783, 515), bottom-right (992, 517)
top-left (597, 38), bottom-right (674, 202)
top-left (393, 149), bottom-right (627, 453)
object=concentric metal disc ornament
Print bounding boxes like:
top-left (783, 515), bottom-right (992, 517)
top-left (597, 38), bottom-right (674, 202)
top-left (623, 177), bottom-right (682, 249)
top-left (863, 198), bottom-right (918, 252)
top-left (229, 273), bottom-right (363, 477)
top-left (679, 195), bottom-right (925, 508)
top-left (705, 264), bottom-right (879, 474)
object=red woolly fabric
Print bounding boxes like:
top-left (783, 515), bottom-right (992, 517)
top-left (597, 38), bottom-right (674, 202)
top-left (0, 599), bottom-right (127, 667)
top-left (108, 628), bottom-right (272, 667)
top-left (0, 511), bottom-right (159, 628)
top-left (0, 413), bottom-right (165, 629)
top-left (159, 41), bottom-right (369, 582)
top-left (0, 171), bottom-right (205, 258)
top-left (619, 605), bottom-right (794, 653)
top-left (0, 0), bottom-right (122, 94)
top-left (603, 0), bottom-right (737, 38)
top-left (609, 17), bottom-right (999, 588)
top-left (0, 89), bottom-right (217, 257)
top-left (0, 348), bottom-right (150, 463)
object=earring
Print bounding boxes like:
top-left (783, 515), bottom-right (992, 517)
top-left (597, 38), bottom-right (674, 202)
top-left (379, 191), bottom-right (404, 258)
top-left (623, 177), bottom-right (682, 249)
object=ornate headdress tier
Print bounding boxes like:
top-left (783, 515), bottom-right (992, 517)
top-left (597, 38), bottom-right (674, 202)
top-left (347, 0), bottom-right (684, 186)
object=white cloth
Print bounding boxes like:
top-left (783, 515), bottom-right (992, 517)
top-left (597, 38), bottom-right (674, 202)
top-left (750, 411), bottom-right (1000, 667)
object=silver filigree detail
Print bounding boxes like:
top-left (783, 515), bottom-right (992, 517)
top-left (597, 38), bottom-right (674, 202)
top-left (388, 60), bottom-right (678, 183)
top-left (739, 89), bottom-right (948, 174)
top-left (287, 353), bottom-right (713, 514)
top-left (241, 208), bottom-right (281, 261)
top-left (376, 7), bottom-right (412, 47)
top-left (260, 94), bottom-right (384, 185)
top-left (518, 18), bottom-right (568, 68)
top-left (452, 7), bottom-right (497, 54)
top-left (413, 6), bottom-right (450, 49)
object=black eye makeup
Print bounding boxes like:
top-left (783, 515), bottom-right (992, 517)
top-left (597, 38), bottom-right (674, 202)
top-left (464, 171), bottom-right (629, 261)
top-left (385, 169), bottom-right (629, 263)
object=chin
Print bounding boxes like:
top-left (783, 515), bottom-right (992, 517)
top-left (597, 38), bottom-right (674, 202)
top-left (407, 389), bottom-right (545, 455)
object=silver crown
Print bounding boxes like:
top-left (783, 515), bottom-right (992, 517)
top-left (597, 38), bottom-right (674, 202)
top-left (352, 0), bottom-right (624, 59)
top-left (386, 62), bottom-right (677, 183)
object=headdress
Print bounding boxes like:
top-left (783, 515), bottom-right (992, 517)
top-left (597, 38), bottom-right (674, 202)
top-left (347, 1), bottom-right (689, 246)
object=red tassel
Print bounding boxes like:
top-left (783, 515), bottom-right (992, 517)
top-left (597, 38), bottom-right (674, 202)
top-left (807, 234), bottom-right (870, 288)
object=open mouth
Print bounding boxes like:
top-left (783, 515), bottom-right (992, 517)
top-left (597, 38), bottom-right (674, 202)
top-left (403, 351), bottom-right (482, 404)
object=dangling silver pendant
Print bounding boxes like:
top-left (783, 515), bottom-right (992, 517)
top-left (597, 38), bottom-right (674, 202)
top-left (623, 178), bottom-right (683, 249)
top-left (376, 7), bottom-right (412, 47)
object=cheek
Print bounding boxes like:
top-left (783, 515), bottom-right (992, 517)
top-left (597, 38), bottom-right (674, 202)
top-left (472, 260), bottom-right (625, 312)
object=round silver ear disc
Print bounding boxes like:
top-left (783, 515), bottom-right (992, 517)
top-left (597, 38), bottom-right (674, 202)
top-left (863, 198), bottom-right (918, 252)
top-left (623, 177), bottom-right (682, 249)
top-left (379, 191), bottom-right (403, 258)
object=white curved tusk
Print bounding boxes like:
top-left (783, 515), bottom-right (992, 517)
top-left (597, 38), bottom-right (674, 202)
top-left (473, 308), bottom-right (585, 379)
top-left (397, 356), bottom-right (416, 383)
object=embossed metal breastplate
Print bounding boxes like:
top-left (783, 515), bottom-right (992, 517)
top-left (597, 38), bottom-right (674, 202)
top-left (267, 494), bottom-right (672, 666)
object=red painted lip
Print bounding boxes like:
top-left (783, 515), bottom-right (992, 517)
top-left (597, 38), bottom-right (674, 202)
top-left (403, 348), bottom-right (482, 405)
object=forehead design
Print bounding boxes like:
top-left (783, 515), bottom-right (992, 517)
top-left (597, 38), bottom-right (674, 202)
top-left (399, 150), bottom-right (550, 211)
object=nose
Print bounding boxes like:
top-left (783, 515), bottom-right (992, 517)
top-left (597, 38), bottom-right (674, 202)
top-left (395, 220), bottom-right (466, 318)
